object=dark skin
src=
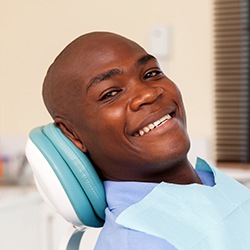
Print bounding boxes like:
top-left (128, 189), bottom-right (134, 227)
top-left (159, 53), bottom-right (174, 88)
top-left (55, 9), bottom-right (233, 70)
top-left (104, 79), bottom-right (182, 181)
top-left (43, 32), bottom-right (202, 185)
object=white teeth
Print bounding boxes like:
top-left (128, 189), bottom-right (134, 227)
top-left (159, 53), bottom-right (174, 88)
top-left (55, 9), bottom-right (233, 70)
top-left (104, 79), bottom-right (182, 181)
top-left (135, 113), bottom-right (172, 137)
top-left (153, 120), bottom-right (161, 127)
top-left (139, 130), bottom-right (145, 136)
top-left (148, 123), bottom-right (155, 130)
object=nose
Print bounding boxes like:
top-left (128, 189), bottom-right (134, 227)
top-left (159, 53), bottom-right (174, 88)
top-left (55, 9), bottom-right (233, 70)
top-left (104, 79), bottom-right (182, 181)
top-left (129, 84), bottom-right (164, 111)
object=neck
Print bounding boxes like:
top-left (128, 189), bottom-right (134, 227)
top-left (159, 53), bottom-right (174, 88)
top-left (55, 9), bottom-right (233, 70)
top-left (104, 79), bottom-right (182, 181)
top-left (142, 158), bottom-right (202, 185)
top-left (101, 158), bottom-right (202, 184)
top-left (162, 160), bottom-right (202, 185)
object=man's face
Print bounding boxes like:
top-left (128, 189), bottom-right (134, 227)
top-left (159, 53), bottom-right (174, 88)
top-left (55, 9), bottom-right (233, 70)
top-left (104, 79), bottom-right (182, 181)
top-left (62, 34), bottom-right (190, 181)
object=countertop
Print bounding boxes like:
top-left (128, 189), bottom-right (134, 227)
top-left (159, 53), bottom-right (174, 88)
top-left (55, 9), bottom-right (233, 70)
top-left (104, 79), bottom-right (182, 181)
top-left (0, 185), bottom-right (41, 210)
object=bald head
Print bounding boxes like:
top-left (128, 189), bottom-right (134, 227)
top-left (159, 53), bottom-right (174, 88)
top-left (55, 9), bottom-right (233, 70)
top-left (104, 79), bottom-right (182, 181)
top-left (42, 32), bottom-right (145, 121)
top-left (41, 31), bottom-right (193, 183)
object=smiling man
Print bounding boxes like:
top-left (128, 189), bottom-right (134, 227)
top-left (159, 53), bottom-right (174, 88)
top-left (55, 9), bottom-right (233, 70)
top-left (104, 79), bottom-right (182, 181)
top-left (42, 32), bottom-right (250, 250)
top-left (43, 32), bottom-right (200, 185)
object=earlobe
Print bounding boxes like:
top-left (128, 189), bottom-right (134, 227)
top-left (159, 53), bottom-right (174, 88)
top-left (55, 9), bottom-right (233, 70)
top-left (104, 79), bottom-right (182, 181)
top-left (55, 120), bottom-right (87, 153)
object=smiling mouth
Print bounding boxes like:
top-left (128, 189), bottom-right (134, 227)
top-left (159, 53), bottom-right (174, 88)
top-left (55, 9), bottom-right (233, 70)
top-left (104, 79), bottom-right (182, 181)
top-left (134, 112), bottom-right (175, 137)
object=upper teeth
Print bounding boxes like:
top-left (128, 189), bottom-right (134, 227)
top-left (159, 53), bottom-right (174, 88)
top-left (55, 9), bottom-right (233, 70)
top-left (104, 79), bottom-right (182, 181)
top-left (135, 114), bottom-right (172, 137)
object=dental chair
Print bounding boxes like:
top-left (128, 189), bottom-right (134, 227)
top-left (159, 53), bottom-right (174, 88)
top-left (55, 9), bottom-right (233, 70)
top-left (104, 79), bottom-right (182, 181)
top-left (25, 123), bottom-right (107, 249)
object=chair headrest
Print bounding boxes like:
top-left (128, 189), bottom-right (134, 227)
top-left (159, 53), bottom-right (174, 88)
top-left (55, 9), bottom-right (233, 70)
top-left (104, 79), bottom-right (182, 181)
top-left (25, 123), bottom-right (107, 228)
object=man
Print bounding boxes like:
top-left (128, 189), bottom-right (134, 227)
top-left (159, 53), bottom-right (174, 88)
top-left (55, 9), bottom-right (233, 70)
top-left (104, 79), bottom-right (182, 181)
top-left (42, 32), bottom-right (250, 249)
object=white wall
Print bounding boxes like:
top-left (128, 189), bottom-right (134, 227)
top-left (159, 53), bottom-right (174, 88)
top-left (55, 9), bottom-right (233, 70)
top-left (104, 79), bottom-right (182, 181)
top-left (0, 1), bottom-right (214, 150)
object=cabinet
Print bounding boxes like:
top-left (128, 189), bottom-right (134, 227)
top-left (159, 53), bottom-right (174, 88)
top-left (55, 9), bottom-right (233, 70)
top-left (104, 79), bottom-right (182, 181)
top-left (0, 186), bottom-right (69, 250)
top-left (0, 185), bottom-right (101, 250)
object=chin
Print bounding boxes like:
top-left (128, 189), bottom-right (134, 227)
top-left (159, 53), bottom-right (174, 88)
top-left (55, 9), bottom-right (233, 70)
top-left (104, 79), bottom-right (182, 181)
top-left (154, 135), bottom-right (191, 164)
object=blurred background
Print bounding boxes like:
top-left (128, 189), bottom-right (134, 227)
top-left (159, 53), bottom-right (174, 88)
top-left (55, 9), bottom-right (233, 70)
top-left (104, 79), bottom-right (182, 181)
top-left (0, 0), bottom-right (249, 249)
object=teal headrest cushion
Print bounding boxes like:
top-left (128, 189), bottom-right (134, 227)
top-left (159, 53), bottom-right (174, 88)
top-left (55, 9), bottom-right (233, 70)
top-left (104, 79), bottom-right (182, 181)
top-left (27, 123), bottom-right (107, 227)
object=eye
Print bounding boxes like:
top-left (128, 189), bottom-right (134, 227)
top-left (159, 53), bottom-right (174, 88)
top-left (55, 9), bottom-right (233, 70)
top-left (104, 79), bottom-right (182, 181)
top-left (99, 89), bottom-right (122, 101)
top-left (143, 69), bottom-right (163, 80)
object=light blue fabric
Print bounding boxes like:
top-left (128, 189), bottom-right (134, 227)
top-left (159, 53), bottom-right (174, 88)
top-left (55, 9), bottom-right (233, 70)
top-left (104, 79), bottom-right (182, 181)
top-left (94, 158), bottom-right (215, 249)
top-left (116, 158), bottom-right (250, 250)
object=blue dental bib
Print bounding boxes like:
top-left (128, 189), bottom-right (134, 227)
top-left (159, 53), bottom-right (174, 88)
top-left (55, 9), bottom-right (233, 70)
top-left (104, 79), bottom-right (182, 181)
top-left (116, 158), bottom-right (250, 250)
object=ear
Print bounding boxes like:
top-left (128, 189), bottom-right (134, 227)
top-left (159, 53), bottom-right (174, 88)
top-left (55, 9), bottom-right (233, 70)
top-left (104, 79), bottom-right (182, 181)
top-left (55, 120), bottom-right (87, 153)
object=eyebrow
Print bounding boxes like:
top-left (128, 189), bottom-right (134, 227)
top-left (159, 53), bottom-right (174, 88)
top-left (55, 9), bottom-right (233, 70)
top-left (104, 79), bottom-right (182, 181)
top-left (86, 68), bottom-right (123, 93)
top-left (135, 54), bottom-right (157, 67)
top-left (86, 54), bottom-right (157, 93)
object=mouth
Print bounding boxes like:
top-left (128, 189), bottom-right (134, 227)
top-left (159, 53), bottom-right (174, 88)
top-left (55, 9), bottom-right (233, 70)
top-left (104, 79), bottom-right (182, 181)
top-left (133, 112), bottom-right (175, 137)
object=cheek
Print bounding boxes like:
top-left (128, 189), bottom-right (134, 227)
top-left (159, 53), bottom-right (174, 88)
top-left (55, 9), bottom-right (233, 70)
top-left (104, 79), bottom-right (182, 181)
top-left (84, 106), bottom-right (126, 147)
top-left (105, 106), bottom-right (125, 122)
top-left (169, 126), bottom-right (190, 154)
top-left (168, 84), bottom-right (187, 126)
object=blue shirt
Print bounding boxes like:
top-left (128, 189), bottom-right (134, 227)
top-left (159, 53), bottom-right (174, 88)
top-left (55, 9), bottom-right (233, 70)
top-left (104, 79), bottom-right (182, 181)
top-left (94, 165), bottom-right (215, 250)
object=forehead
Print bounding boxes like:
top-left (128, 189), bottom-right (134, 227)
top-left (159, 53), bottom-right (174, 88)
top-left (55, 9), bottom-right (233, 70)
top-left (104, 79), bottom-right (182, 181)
top-left (81, 36), bottom-right (147, 73)
top-left (62, 35), bottom-right (149, 91)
